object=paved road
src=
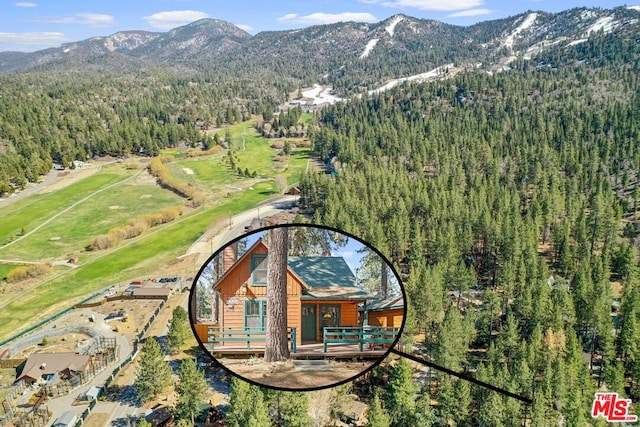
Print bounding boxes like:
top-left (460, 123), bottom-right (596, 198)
top-left (0, 169), bottom-right (59, 209)
top-left (101, 291), bottom-right (191, 426)
top-left (186, 194), bottom-right (299, 265)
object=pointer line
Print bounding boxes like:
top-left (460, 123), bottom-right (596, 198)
top-left (390, 348), bottom-right (533, 404)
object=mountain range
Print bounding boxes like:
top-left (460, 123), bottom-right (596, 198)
top-left (1, 6), bottom-right (640, 92)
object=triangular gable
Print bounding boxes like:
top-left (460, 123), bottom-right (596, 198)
top-left (212, 238), bottom-right (309, 291)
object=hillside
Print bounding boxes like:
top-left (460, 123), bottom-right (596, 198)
top-left (1, 6), bottom-right (640, 195)
top-left (1, 4), bottom-right (640, 425)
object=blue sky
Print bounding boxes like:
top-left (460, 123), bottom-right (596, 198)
top-left (0, 1), bottom-right (634, 52)
top-left (240, 230), bottom-right (367, 276)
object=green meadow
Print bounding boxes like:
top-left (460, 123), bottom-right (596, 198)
top-left (0, 264), bottom-right (19, 281)
top-left (168, 155), bottom-right (237, 187)
top-left (0, 183), bottom-right (278, 339)
top-left (0, 169), bottom-right (132, 245)
top-left (0, 120), bottom-right (304, 340)
top-left (0, 181), bottom-right (184, 261)
top-left (169, 121), bottom-right (309, 187)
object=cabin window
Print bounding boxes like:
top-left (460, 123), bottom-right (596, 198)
top-left (244, 299), bottom-right (267, 330)
top-left (251, 254), bottom-right (268, 285)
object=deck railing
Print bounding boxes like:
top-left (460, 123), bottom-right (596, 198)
top-left (323, 326), bottom-right (398, 352)
top-left (207, 326), bottom-right (297, 353)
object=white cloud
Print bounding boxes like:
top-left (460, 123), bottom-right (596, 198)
top-left (277, 12), bottom-right (378, 25)
top-left (364, 0), bottom-right (485, 11)
top-left (448, 8), bottom-right (493, 17)
top-left (45, 13), bottom-right (115, 27)
top-left (15, 2), bottom-right (37, 7)
top-left (235, 23), bottom-right (253, 32)
top-left (0, 31), bottom-right (68, 51)
top-left (277, 13), bottom-right (299, 21)
top-left (143, 10), bottom-right (209, 30)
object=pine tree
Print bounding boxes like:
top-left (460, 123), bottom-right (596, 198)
top-left (168, 306), bottom-right (190, 353)
top-left (134, 337), bottom-right (172, 402)
top-left (414, 392), bottom-right (436, 426)
top-left (226, 378), bottom-right (271, 427)
top-left (385, 358), bottom-right (418, 427)
top-left (366, 391), bottom-right (391, 427)
top-left (269, 391), bottom-right (312, 427)
top-left (265, 227), bottom-right (290, 362)
top-left (175, 358), bottom-right (208, 425)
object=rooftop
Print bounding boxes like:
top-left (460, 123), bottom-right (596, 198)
top-left (288, 256), bottom-right (374, 300)
top-left (18, 352), bottom-right (91, 382)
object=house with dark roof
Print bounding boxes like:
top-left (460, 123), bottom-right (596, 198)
top-left (206, 238), bottom-right (374, 346)
top-left (16, 352), bottom-right (91, 385)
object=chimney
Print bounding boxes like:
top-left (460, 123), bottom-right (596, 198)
top-left (222, 242), bottom-right (238, 274)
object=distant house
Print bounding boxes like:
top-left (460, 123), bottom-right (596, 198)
top-left (17, 352), bottom-right (91, 384)
top-left (146, 405), bottom-right (174, 426)
top-left (285, 185), bottom-right (301, 195)
top-left (84, 385), bottom-right (101, 401)
top-left (51, 411), bottom-right (78, 427)
top-left (201, 239), bottom-right (373, 345)
top-left (130, 287), bottom-right (171, 300)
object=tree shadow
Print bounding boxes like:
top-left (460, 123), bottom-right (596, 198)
top-left (102, 384), bottom-right (142, 406)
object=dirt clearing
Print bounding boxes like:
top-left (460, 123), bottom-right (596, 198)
top-left (82, 412), bottom-right (111, 427)
top-left (220, 358), bottom-right (374, 389)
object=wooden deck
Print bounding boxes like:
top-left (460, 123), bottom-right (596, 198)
top-left (209, 342), bottom-right (390, 359)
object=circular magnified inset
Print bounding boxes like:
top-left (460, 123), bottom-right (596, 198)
top-left (189, 223), bottom-right (406, 391)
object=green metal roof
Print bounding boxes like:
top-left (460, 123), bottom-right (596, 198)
top-left (287, 256), bottom-right (374, 300)
top-left (364, 295), bottom-right (405, 311)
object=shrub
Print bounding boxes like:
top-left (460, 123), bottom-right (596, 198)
top-left (6, 264), bottom-right (51, 283)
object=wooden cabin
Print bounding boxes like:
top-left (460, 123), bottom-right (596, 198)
top-left (203, 239), bottom-right (373, 346)
top-left (361, 295), bottom-right (405, 329)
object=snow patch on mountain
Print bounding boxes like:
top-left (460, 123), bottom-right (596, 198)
top-left (360, 38), bottom-right (379, 59)
top-left (567, 38), bottom-right (587, 46)
top-left (385, 16), bottom-right (404, 37)
top-left (505, 13), bottom-right (538, 49)
top-left (301, 84), bottom-right (342, 104)
top-left (627, 5), bottom-right (640, 11)
top-left (369, 63), bottom-right (454, 94)
top-left (586, 16), bottom-right (616, 35)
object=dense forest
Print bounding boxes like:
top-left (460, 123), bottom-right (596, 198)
top-left (0, 70), bottom-right (282, 194)
top-left (2, 7), bottom-right (640, 424)
top-left (299, 32), bottom-right (640, 425)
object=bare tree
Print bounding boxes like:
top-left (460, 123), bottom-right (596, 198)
top-left (274, 175), bottom-right (288, 193)
top-left (265, 227), bottom-right (290, 362)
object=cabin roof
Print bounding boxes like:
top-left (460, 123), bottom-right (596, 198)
top-left (362, 295), bottom-right (405, 311)
top-left (289, 256), bottom-right (373, 300)
top-left (213, 238), bottom-right (373, 300)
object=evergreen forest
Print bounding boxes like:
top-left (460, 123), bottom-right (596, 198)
top-left (298, 32), bottom-right (640, 425)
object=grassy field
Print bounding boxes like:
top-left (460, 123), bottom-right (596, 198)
top-left (0, 179), bottom-right (184, 260)
top-left (0, 183), bottom-right (278, 340)
top-left (167, 155), bottom-right (236, 187)
top-left (168, 121), bottom-right (310, 187)
top-left (301, 113), bottom-right (314, 125)
top-left (0, 264), bottom-right (20, 281)
top-left (0, 119), bottom-right (304, 341)
top-left (286, 148), bottom-right (311, 184)
top-left (0, 169), bottom-right (132, 245)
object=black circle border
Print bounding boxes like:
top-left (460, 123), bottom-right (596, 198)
top-left (188, 222), bottom-right (408, 393)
